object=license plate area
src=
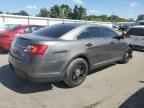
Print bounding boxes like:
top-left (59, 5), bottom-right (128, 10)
top-left (12, 45), bottom-right (27, 61)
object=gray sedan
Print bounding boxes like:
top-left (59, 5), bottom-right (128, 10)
top-left (8, 23), bottom-right (133, 87)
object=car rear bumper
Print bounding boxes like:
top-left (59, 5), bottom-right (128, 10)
top-left (8, 53), bottom-right (65, 82)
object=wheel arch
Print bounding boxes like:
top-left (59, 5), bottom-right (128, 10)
top-left (64, 54), bottom-right (90, 74)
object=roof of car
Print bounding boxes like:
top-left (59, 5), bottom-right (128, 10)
top-left (53, 23), bottom-right (107, 28)
top-left (136, 20), bottom-right (144, 22)
top-left (132, 25), bottom-right (144, 28)
top-left (19, 24), bottom-right (44, 27)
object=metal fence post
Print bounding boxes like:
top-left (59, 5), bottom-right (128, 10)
top-left (28, 17), bottom-right (29, 24)
top-left (47, 18), bottom-right (49, 26)
top-left (3, 15), bottom-right (5, 24)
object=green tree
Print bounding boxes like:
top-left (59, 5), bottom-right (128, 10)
top-left (137, 14), bottom-right (144, 21)
top-left (72, 5), bottom-right (86, 20)
top-left (60, 4), bottom-right (72, 18)
top-left (108, 15), bottom-right (120, 22)
top-left (72, 5), bottom-right (79, 19)
top-left (5, 12), bottom-right (11, 14)
top-left (37, 8), bottom-right (49, 17)
top-left (50, 5), bottom-right (61, 18)
top-left (87, 15), bottom-right (102, 21)
top-left (86, 15), bottom-right (129, 22)
top-left (77, 5), bottom-right (86, 20)
top-left (128, 18), bottom-right (135, 22)
top-left (14, 10), bottom-right (29, 16)
top-left (99, 15), bottom-right (108, 22)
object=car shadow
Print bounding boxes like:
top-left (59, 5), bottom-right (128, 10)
top-left (88, 63), bottom-right (116, 75)
top-left (139, 81), bottom-right (144, 83)
top-left (0, 63), bottom-right (116, 94)
top-left (119, 87), bottom-right (144, 108)
top-left (0, 65), bottom-right (54, 94)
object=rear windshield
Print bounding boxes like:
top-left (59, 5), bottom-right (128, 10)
top-left (34, 24), bottom-right (76, 38)
top-left (128, 28), bottom-right (144, 36)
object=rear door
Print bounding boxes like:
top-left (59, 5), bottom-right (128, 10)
top-left (77, 27), bottom-right (109, 65)
top-left (128, 28), bottom-right (144, 46)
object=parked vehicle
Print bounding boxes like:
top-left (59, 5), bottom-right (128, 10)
top-left (0, 24), bottom-right (44, 51)
top-left (125, 26), bottom-right (144, 51)
top-left (136, 20), bottom-right (144, 25)
top-left (9, 23), bottom-right (133, 87)
top-left (119, 25), bottom-right (130, 32)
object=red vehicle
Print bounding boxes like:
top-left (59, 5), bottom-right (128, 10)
top-left (0, 24), bottom-right (44, 52)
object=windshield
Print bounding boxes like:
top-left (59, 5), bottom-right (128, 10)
top-left (0, 24), bottom-right (19, 31)
top-left (34, 24), bottom-right (76, 38)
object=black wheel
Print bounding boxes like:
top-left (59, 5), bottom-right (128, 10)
top-left (120, 47), bottom-right (133, 64)
top-left (64, 58), bottom-right (88, 88)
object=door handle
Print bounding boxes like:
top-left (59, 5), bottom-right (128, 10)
top-left (86, 43), bottom-right (93, 46)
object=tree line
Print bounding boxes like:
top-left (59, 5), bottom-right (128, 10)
top-left (0, 4), bottom-right (143, 22)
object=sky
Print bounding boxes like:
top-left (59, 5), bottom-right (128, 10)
top-left (0, 0), bottom-right (144, 20)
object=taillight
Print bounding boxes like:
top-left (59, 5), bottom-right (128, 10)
top-left (24, 44), bottom-right (48, 55)
top-left (125, 33), bottom-right (130, 38)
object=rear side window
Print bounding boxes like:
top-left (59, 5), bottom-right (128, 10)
top-left (128, 28), bottom-right (144, 36)
top-left (100, 27), bottom-right (117, 38)
top-left (24, 26), bottom-right (44, 33)
top-left (24, 27), bottom-right (31, 33)
top-left (77, 27), bottom-right (102, 40)
top-left (34, 24), bottom-right (76, 38)
top-left (31, 26), bottom-right (43, 32)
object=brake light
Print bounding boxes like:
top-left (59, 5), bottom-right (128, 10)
top-left (24, 44), bottom-right (48, 55)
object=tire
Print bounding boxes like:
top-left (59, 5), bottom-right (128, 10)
top-left (120, 47), bottom-right (133, 64)
top-left (64, 58), bottom-right (88, 88)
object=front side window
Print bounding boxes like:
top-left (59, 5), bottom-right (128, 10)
top-left (77, 29), bottom-right (91, 40)
top-left (77, 27), bottom-right (102, 40)
top-left (100, 27), bottom-right (117, 38)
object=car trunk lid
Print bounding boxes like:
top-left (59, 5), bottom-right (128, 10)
top-left (10, 34), bottom-right (59, 61)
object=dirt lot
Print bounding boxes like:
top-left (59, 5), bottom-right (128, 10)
top-left (0, 51), bottom-right (144, 108)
